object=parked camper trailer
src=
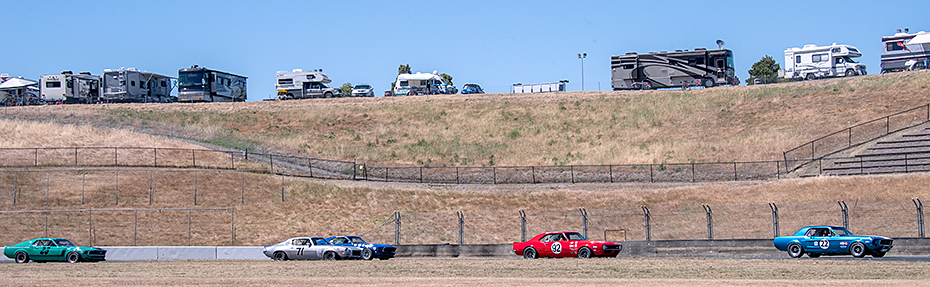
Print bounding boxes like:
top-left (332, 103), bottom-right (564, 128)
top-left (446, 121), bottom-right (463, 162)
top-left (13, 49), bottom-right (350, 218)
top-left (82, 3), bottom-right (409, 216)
top-left (881, 28), bottom-right (930, 73)
top-left (393, 72), bottom-right (455, 96)
top-left (611, 48), bottom-right (738, 90)
top-left (512, 82), bottom-right (566, 93)
top-left (178, 65), bottom-right (247, 102)
top-left (102, 68), bottom-right (173, 103)
top-left (781, 44), bottom-right (866, 80)
top-left (40, 71), bottom-right (100, 104)
top-left (275, 69), bottom-right (342, 99)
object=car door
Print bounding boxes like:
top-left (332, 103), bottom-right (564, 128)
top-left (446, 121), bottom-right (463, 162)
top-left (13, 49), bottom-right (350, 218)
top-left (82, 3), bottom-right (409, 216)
top-left (45, 240), bottom-right (67, 260)
top-left (535, 234), bottom-right (559, 257)
top-left (804, 228), bottom-right (832, 253)
top-left (287, 238), bottom-right (311, 260)
top-left (824, 228), bottom-right (845, 253)
top-left (29, 240), bottom-right (51, 261)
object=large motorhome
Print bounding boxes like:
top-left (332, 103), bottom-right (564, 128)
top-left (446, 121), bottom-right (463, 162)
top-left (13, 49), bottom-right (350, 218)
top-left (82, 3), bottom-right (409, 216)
top-left (40, 71), bottom-right (100, 104)
top-left (101, 68), bottom-right (173, 103)
top-left (881, 28), bottom-right (930, 73)
top-left (178, 65), bottom-right (247, 102)
top-left (611, 48), bottom-right (738, 90)
top-left (275, 69), bottom-right (341, 99)
top-left (780, 43), bottom-right (866, 80)
top-left (393, 71), bottom-right (455, 96)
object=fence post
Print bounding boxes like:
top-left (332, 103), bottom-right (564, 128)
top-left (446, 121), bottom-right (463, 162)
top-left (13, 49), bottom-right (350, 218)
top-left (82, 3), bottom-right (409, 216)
top-left (649, 165), bottom-right (654, 183)
top-left (308, 158), bottom-right (313, 178)
top-left (81, 170), bottom-right (85, 205)
top-left (240, 171), bottom-right (245, 204)
top-left (45, 171), bottom-right (49, 206)
top-left (149, 170), bottom-right (153, 205)
top-left (115, 170), bottom-right (119, 205)
top-left (641, 206), bottom-right (651, 241)
top-left (230, 152), bottom-right (234, 169)
top-left (419, 167), bottom-right (423, 183)
top-left (609, 165), bottom-right (613, 183)
top-left (519, 209), bottom-right (527, 242)
top-left (154, 148), bottom-right (157, 167)
top-left (570, 165), bottom-right (575, 184)
top-left (394, 211), bottom-right (401, 246)
top-left (114, 147), bottom-right (118, 166)
top-left (768, 202), bottom-right (779, 238)
top-left (281, 173), bottom-right (285, 202)
top-left (231, 208), bottom-right (235, 245)
top-left (45, 212), bottom-right (48, 237)
top-left (12, 171), bottom-right (16, 205)
top-left (531, 166), bottom-right (536, 184)
top-left (493, 167), bottom-right (496, 184)
top-left (838, 200), bottom-right (849, 229)
top-left (579, 207), bottom-right (588, 239)
top-left (192, 150), bottom-right (196, 168)
top-left (194, 171), bottom-right (198, 205)
top-left (75, 147), bottom-right (78, 167)
top-left (456, 167), bottom-right (460, 184)
top-left (269, 154), bottom-right (273, 171)
top-left (353, 160), bottom-right (357, 180)
top-left (134, 209), bottom-right (138, 246)
top-left (35, 148), bottom-right (38, 167)
top-left (457, 211), bottom-right (464, 247)
top-left (702, 204), bottom-right (713, 240)
top-left (88, 210), bottom-right (92, 246)
top-left (733, 162), bottom-right (738, 181)
top-left (913, 197), bottom-right (924, 238)
top-left (188, 209), bottom-right (192, 246)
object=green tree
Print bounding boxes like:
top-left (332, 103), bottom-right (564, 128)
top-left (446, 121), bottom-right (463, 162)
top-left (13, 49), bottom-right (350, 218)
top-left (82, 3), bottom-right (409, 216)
top-left (747, 55), bottom-right (780, 85)
top-left (339, 82), bottom-right (353, 96)
top-left (398, 64), bottom-right (411, 75)
top-left (439, 73), bottom-right (453, 86)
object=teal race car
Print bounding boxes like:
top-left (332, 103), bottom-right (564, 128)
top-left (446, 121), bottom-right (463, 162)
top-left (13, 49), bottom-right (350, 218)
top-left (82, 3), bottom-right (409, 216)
top-left (3, 238), bottom-right (106, 263)
top-left (773, 226), bottom-right (893, 258)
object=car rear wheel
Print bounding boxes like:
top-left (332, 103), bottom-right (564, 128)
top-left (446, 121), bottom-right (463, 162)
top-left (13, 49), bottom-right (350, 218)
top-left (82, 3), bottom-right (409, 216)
top-left (873, 252), bottom-right (886, 258)
top-left (361, 249), bottom-right (374, 260)
top-left (787, 243), bottom-right (804, 258)
top-left (850, 242), bottom-right (866, 258)
top-left (66, 252), bottom-right (81, 263)
top-left (14, 251), bottom-right (29, 264)
top-left (522, 247), bottom-right (538, 259)
top-left (805, 73), bottom-right (816, 81)
top-left (323, 252), bottom-right (337, 260)
top-left (703, 78), bottom-right (715, 88)
top-left (272, 251), bottom-right (287, 261)
top-left (845, 69), bottom-right (856, 77)
top-left (578, 247), bottom-right (593, 259)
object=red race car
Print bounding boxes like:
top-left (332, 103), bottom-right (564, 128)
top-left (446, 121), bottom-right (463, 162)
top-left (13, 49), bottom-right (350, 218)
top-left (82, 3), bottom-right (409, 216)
top-left (513, 231), bottom-right (622, 259)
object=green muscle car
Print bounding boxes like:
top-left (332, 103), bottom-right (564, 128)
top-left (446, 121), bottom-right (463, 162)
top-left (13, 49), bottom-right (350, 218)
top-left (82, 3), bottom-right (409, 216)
top-left (3, 238), bottom-right (106, 263)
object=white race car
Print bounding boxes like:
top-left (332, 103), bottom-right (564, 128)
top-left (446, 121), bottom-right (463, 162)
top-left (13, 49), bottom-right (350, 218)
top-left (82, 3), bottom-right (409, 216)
top-left (263, 237), bottom-right (362, 260)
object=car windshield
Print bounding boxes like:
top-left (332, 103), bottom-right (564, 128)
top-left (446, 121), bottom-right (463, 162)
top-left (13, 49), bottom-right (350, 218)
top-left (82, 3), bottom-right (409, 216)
top-left (843, 56), bottom-right (859, 63)
top-left (832, 228), bottom-right (853, 236)
top-left (54, 239), bottom-right (75, 246)
top-left (178, 71), bottom-right (205, 87)
top-left (348, 237), bottom-right (367, 243)
top-left (565, 232), bottom-right (586, 240)
top-left (355, 85), bottom-right (371, 89)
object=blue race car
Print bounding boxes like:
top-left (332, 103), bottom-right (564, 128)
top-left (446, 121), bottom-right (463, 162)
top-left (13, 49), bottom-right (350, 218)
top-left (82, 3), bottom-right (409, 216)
top-left (325, 235), bottom-right (396, 260)
top-left (461, 83), bottom-right (484, 94)
top-left (773, 226), bottom-right (893, 258)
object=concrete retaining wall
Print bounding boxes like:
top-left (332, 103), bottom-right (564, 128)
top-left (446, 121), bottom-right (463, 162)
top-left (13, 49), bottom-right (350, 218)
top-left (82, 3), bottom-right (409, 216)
top-left (3, 238), bottom-right (928, 261)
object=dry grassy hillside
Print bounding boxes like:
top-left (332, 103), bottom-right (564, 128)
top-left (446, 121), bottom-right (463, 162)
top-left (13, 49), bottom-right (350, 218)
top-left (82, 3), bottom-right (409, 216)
top-left (0, 118), bottom-right (204, 149)
top-left (47, 70), bottom-right (925, 168)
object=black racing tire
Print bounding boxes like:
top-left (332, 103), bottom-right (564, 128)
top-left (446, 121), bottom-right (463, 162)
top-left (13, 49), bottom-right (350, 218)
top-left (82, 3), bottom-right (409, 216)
top-left (850, 242), bottom-right (866, 258)
top-left (522, 247), bottom-right (538, 259)
top-left (66, 251), bottom-right (81, 263)
top-left (872, 252), bottom-right (886, 258)
top-left (787, 243), bottom-right (804, 258)
top-left (14, 251), bottom-right (29, 264)
top-left (361, 249), bottom-right (374, 260)
top-left (807, 253), bottom-right (821, 258)
top-left (578, 247), bottom-right (593, 259)
top-left (703, 78), bottom-right (715, 88)
top-left (272, 251), bottom-right (288, 261)
top-left (845, 69), bottom-right (857, 77)
top-left (323, 251), bottom-right (337, 260)
top-left (805, 73), bottom-right (816, 81)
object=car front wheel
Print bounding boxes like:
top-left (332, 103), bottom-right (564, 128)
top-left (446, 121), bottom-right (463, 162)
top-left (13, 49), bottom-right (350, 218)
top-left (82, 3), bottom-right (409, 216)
top-left (323, 252), bottom-right (337, 260)
top-left (850, 242), bottom-right (866, 258)
top-left (361, 249), bottom-right (374, 260)
top-left (66, 252), bottom-right (81, 263)
top-left (522, 247), bottom-right (538, 259)
top-left (14, 251), bottom-right (29, 264)
top-left (787, 243), bottom-right (804, 258)
top-left (578, 247), bottom-right (593, 259)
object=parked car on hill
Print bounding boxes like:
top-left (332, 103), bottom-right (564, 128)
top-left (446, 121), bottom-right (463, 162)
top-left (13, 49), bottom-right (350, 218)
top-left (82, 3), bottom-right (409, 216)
top-left (351, 84), bottom-right (374, 97)
top-left (513, 231), bottom-right (622, 259)
top-left (3, 238), bottom-right (106, 263)
top-left (461, 83), bottom-right (484, 94)
top-left (326, 235), bottom-right (396, 260)
top-left (773, 226), bottom-right (893, 258)
top-left (263, 236), bottom-right (362, 260)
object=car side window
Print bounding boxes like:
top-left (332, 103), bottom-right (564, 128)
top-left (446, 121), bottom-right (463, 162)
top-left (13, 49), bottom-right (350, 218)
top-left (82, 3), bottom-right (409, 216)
top-left (540, 234), bottom-right (558, 242)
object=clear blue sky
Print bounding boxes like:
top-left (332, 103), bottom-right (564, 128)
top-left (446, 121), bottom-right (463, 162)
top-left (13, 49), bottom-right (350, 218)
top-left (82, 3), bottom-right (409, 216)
top-left (3, 0), bottom-right (928, 101)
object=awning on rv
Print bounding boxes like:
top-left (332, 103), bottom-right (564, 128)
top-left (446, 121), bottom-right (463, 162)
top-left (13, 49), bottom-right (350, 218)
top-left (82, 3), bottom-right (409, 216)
top-left (0, 78), bottom-right (38, 90)
top-left (907, 33), bottom-right (930, 45)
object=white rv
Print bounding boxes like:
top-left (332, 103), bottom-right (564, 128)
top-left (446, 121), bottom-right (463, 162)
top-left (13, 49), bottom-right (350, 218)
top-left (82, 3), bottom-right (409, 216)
top-left (40, 71), bottom-right (100, 104)
top-left (781, 43), bottom-right (866, 81)
top-left (102, 68), bottom-right (173, 102)
top-left (881, 28), bottom-right (930, 73)
top-left (392, 71), bottom-right (455, 96)
top-left (512, 82), bottom-right (567, 93)
top-left (275, 69), bottom-right (341, 99)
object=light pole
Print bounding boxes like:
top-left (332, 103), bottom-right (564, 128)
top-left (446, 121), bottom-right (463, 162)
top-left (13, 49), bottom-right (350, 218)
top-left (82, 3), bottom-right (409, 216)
top-left (577, 53), bottom-right (587, 91)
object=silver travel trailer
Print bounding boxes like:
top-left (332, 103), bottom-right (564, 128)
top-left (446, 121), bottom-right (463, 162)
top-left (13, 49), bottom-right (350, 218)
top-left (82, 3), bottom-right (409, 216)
top-left (881, 28), bottom-right (930, 73)
top-left (101, 68), bottom-right (173, 103)
top-left (611, 48), bottom-right (738, 90)
top-left (780, 43), bottom-right (866, 80)
top-left (40, 71), bottom-right (100, 104)
top-left (275, 69), bottom-right (342, 99)
top-left (178, 65), bottom-right (247, 102)
top-left (512, 82), bottom-right (566, 93)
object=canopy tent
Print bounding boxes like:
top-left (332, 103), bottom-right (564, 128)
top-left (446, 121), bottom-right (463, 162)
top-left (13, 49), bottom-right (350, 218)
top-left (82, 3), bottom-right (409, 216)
top-left (0, 77), bottom-right (38, 90)
top-left (0, 77), bottom-right (40, 106)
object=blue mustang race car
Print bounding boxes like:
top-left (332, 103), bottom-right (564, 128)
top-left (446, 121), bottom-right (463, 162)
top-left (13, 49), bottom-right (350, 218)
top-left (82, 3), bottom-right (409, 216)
top-left (325, 235), bottom-right (396, 260)
top-left (773, 226), bottom-right (893, 258)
